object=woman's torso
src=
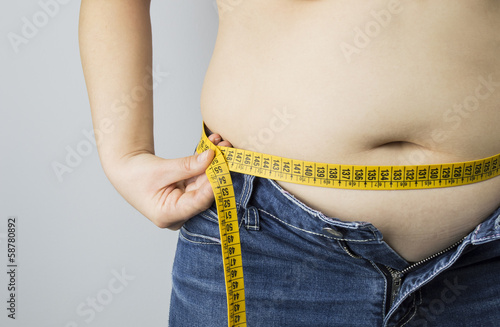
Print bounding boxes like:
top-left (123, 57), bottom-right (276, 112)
top-left (200, 0), bottom-right (500, 261)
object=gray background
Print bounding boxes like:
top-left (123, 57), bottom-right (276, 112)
top-left (0, 1), bottom-right (218, 326)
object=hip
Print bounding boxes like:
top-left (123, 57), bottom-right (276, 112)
top-left (170, 171), bottom-right (500, 326)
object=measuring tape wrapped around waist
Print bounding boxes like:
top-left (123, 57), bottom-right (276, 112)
top-left (195, 122), bottom-right (500, 327)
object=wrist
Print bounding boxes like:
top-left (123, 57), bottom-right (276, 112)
top-left (100, 149), bottom-right (155, 181)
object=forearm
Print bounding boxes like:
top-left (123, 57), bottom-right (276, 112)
top-left (79, 0), bottom-right (154, 177)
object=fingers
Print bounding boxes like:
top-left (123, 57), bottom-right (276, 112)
top-left (153, 133), bottom-right (235, 230)
top-left (218, 140), bottom-right (233, 147)
top-left (168, 149), bottom-right (214, 182)
top-left (167, 133), bottom-right (233, 200)
top-left (155, 173), bottom-right (215, 230)
top-left (208, 133), bottom-right (222, 144)
top-left (164, 133), bottom-right (229, 190)
top-left (208, 133), bottom-right (233, 148)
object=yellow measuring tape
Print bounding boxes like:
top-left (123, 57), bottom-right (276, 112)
top-left (196, 122), bottom-right (500, 327)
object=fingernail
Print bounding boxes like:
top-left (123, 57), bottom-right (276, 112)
top-left (198, 150), bottom-right (209, 162)
top-left (214, 136), bottom-right (221, 143)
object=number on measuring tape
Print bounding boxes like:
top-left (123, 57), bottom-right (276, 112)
top-left (198, 122), bottom-right (500, 327)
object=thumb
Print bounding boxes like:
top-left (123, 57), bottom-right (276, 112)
top-left (171, 149), bottom-right (215, 181)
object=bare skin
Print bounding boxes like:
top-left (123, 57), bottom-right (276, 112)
top-left (202, 0), bottom-right (500, 261)
top-left (79, 0), bottom-right (232, 231)
top-left (80, 0), bottom-right (500, 262)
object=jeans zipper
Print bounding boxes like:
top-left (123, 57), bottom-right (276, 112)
top-left (384, 235), bottom-right (467, 308)
top-left (386, 266), bottom-right (403, 308)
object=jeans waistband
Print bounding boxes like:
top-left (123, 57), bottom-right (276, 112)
top-left (229, 170), bottom-right (500, 269)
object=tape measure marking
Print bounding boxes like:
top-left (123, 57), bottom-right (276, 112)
top-left (196, 134), bottom-right (247, 327)
top-left (196, 122), bottom-right (500, 327)
top-left (218, 147), bottom-right (500, 190)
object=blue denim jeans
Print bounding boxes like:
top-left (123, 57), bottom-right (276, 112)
top-left (169, 171), bottom-right (500, 326)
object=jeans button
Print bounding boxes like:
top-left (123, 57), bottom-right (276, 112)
top-left (322, 227), bottom-right (343, 238)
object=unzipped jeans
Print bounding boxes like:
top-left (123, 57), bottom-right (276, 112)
top-left (169, 171), bottom-right (500, 326)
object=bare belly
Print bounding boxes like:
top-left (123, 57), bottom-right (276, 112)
top-left (200, 0), bottom-right (500, 261)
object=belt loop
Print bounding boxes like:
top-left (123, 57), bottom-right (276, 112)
top-left (235, 174), bottom-right (260, 231)
top-left (237, 174), bottom-right (256, 213)
top-left (243, 206), bottom-right (260, 231)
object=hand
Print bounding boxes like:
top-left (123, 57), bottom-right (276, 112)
top-left (106, 134), bottom-right (233, 230)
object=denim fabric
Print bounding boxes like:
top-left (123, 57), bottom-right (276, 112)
top-left (169, 171), bottom-right (500, 327)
